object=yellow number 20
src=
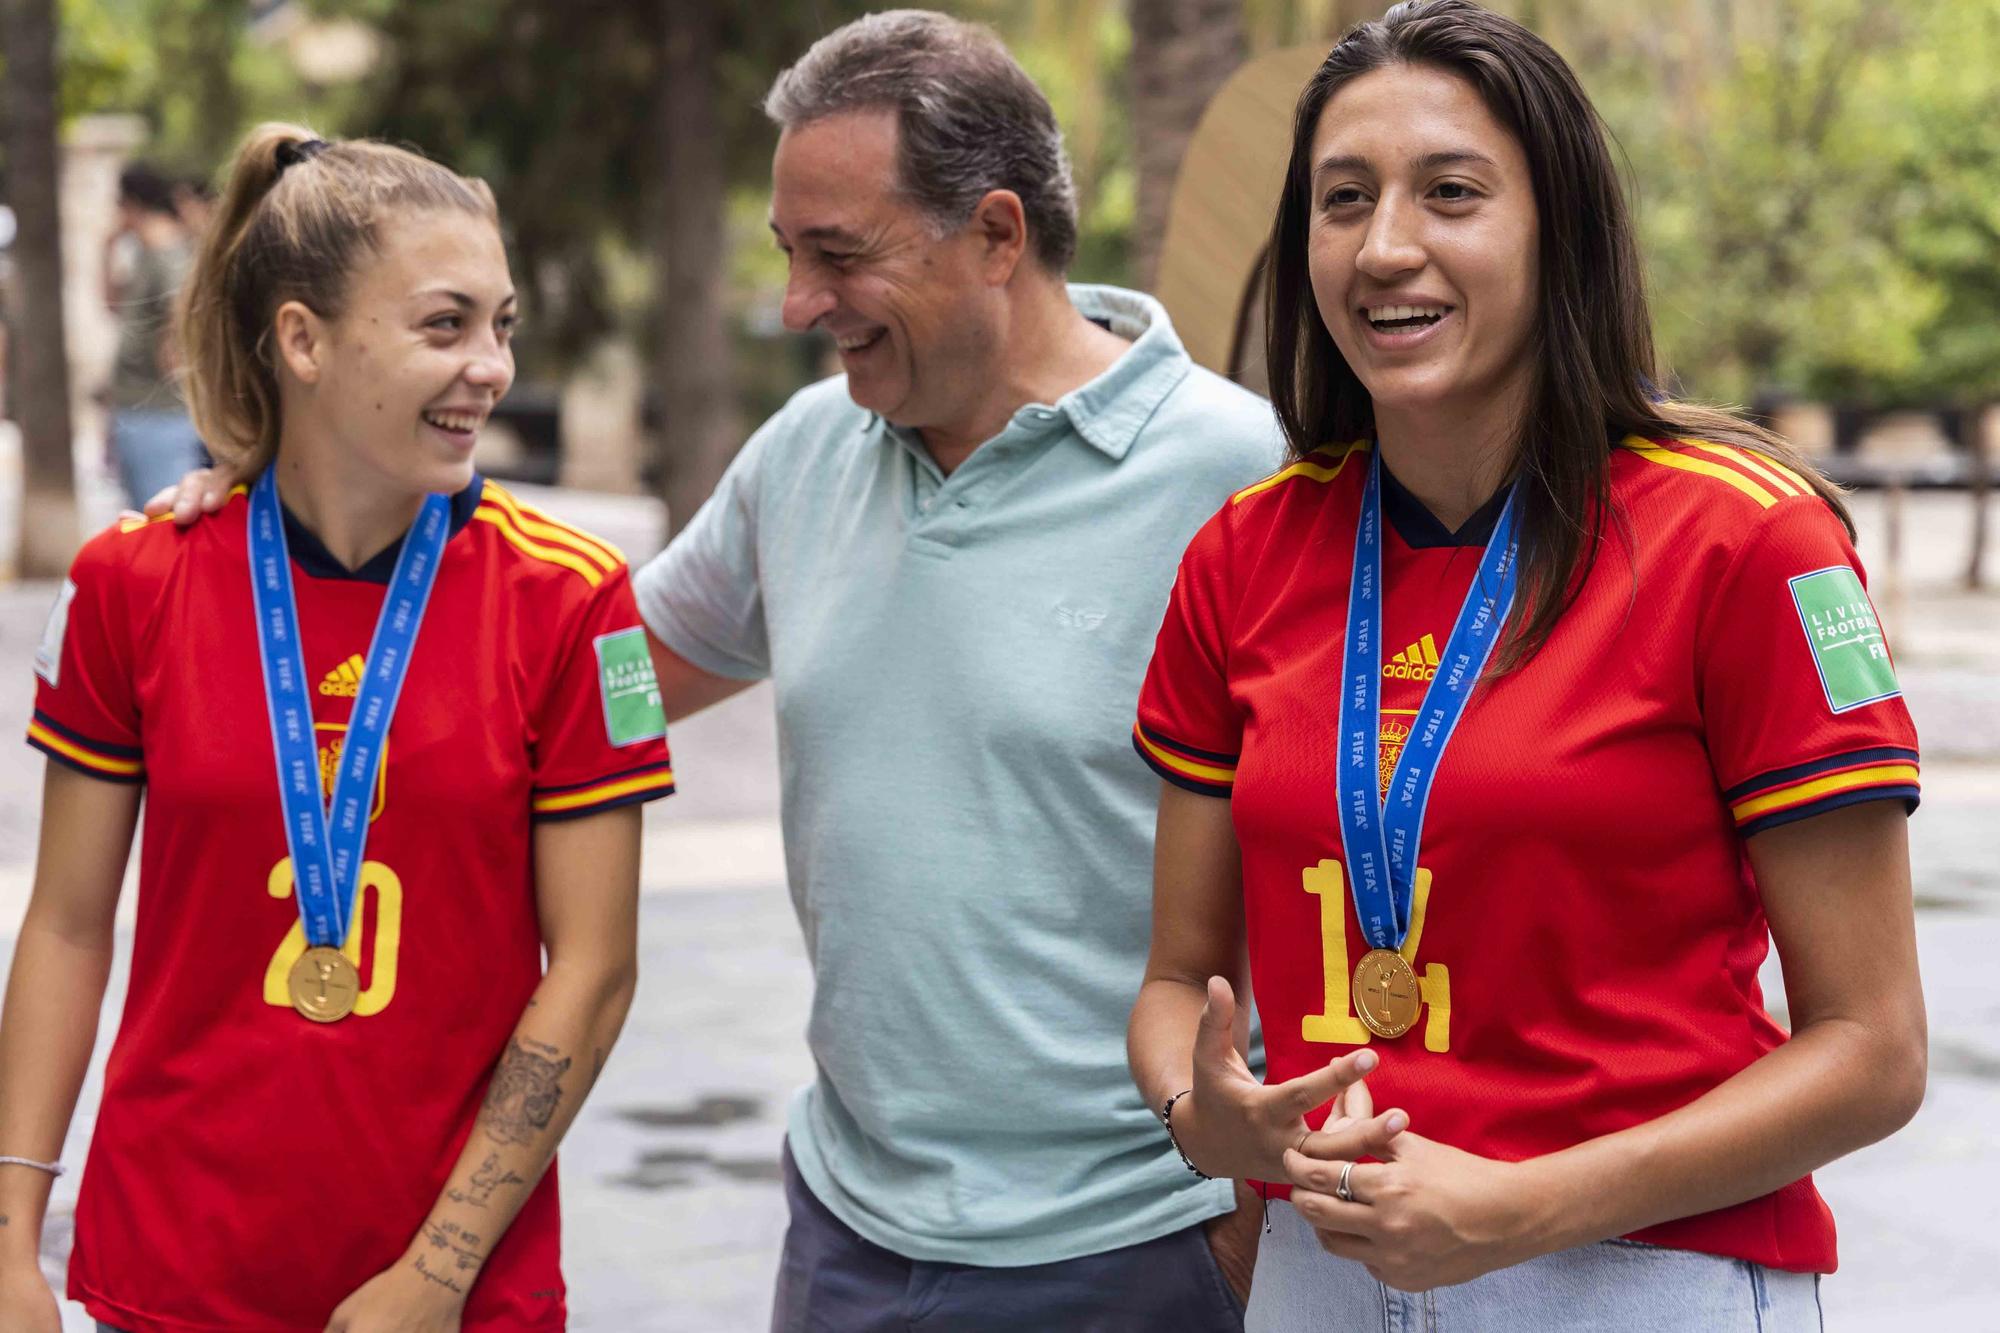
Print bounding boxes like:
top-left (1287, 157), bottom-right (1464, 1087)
top-left (262, 857), bottom-right (404, 1016)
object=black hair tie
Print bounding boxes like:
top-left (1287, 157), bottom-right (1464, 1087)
top-left (275, 138), bottom-right (330, 172)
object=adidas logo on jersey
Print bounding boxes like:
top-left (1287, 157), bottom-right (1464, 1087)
top-left (319, 654), bottom-right (366, 697)
top-left (1383, 634), bottom-right (1440, 681)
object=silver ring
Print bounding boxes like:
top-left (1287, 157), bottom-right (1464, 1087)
top-left (1335, 1161), bottom-right (1356, 1203)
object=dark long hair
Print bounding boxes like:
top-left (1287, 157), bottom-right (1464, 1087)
top-left (1264, 0), bottom-right (1848, 668)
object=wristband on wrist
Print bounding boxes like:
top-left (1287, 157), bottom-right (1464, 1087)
top-left (0, 1155), bottom-right (64, 1177)
top-left (1160, 1089), bottom-right (1211, 1179)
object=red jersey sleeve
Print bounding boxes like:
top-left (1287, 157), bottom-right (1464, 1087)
top-left (27, 523), bottom-right (149, 784)
top-left (1134, 506), bottom-right (1242, 798)
top-left (528, 566), bottom-right (676, 822)
top-left (1696, 495), bottom-right (1919, 836)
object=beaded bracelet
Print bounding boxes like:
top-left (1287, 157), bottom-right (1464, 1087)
top-left (1159, 1089), bottom-right (1211, 1179)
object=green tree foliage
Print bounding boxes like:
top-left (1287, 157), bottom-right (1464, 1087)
top-left (50, 0), bottom-right (259, 177)
top-left (36, 0), bottom-right (1997, 408)
top-left (304, 0), bottom-right (878, 374)
top-left (1584, 0), bottom-right (1998, 405)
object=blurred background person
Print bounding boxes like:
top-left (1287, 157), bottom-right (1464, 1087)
top-left (170, 174), bottom-right (215, 236)
top-left (102, 163), bottom-right (206, 510)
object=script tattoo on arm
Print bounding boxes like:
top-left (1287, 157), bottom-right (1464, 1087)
top-left (411, 1250), bottom-right (466, 1295)
top-left (478, 1037), bottom-right (572, 1147)
top-left (417, 1218), bottom-right (487, 1278)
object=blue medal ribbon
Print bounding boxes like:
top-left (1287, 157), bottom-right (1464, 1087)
top-left (248, 468), bottom-right (449, 949)
top-left (1336, 449), bottom-right (1521, 951)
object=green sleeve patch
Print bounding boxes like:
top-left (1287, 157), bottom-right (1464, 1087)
top-left (595, 627), bottom-right (667, 746)
top-left (1789, 566), bottom-right (1900, 713)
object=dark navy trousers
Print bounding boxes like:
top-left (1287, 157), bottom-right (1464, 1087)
top-left (772, 1145), bottom-right (1246, 1332)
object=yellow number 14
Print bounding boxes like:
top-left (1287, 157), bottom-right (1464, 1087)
top-left (262, 857), bottom-right (404, 1016)
top-left (1301, 860), bottom-right (1451, 1052)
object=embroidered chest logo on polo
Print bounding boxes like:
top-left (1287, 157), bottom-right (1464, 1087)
top-left (1054, 603), bottom-right (1108, 632)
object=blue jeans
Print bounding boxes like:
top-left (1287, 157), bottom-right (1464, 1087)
top-left (110, 408), bottom-right (207, 510)
top-left (1246, 1199), bottom-right (1821, 1332)
top-left (772, 1144), bottom-right (1244, 1331)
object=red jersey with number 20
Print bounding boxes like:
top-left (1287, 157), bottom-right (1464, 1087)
top-left (1135, 437), bottom-right (1918, 1274)
top-left (27, 477), bottom-right (674, 1331)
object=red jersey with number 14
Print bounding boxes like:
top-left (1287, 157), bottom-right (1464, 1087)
top-left (27, 477), bottom-right (674, 1331)
top-left (1135, 437), bottom-right (1918, 1273)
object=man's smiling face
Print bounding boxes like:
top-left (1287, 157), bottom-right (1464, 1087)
top-left (769, 108), bottom-right (997, 430)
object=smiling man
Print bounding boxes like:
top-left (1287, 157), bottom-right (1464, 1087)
top-left (631, 10), bottom-right (1282, 1329)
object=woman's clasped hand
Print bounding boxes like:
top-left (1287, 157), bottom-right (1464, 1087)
top-left (1284, 1082), bottom-right (1555, 1293)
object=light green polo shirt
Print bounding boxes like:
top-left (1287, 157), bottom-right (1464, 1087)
top-left (633, 286), bottom-right (1280, 1265)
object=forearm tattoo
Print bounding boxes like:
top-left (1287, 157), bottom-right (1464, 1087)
top-left (417, 1218), bottom-right (486, 1282)
top-left (447, 1152), bottom-right (531, 1212)
top-left (478, 1037), bottom-right (572, 1147)
top-left (411, 1250), bottom-right (467, 1294)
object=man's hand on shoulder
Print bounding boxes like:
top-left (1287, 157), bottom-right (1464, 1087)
top-left (137, 464), bottom-right (237, 526)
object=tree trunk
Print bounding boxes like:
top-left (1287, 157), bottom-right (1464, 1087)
top-left (1, 0), bottom-right (80, 574)
top-left (182, 0), bottom-right (247, 169)
top-left (1130, 0), bottom-right (1246, 291)
top-left (653, 0), bottom-right (740, 536)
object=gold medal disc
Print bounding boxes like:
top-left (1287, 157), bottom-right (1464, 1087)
top-left (1351, 948), bottom-right (1420, 1039)
top-left (287, 946), bottom-right (360, 1023)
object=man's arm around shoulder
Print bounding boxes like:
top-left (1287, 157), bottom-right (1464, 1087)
top-left (647, 632), bottom-right (753, 723)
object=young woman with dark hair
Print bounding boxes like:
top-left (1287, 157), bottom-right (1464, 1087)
top-left (1127, 3), bottom-right (1924, 1327)
top-left (0, 125), bottom-right (673, 1331)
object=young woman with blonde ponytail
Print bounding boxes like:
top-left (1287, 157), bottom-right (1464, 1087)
top-left (0, 125), bottom-right (673, 1332)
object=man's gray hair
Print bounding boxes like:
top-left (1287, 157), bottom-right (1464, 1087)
top-left (764, 10), bottom-right (1080, 273)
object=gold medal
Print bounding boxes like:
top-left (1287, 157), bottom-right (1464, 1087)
top-left (1351, 948), bottom-right (1420, 1039)
top-left (287, 946), bottom-right (360, 1023)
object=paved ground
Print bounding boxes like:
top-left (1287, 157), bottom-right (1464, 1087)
top-left (0, 486), bottom-right (1995, 1330)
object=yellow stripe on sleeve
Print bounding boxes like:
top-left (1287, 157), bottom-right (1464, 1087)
top-left (1232, 441), bottom-right (1370, 505)
top-left (481, 485), bottom-right (622, 572)
top-left (474, 507), bottom-right (605, 586)
top-left (1133, 728), bottom-right (1236, 784)
top-left (1731, 447), bottom-right (1814, 496)
top-left (1624, 441), bottom-right (1779, 508)
top-left (532, 768), bottom-right (676, 814)
top-left (27, 721), bottom-right (144, 778)
top-left (1730, 763), bottom-right (1919, 822)
top-left (1683, 441), bottom-right (1806, 498)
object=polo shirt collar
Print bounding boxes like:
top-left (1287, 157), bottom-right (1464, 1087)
top-left (1057, 285), bottom-right (1192, 461)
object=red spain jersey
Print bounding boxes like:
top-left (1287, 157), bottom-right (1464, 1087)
top-left (1134, 437), bottom-right (1919, 1274)
top-left (27, 477), bottom-right (674, 1331)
